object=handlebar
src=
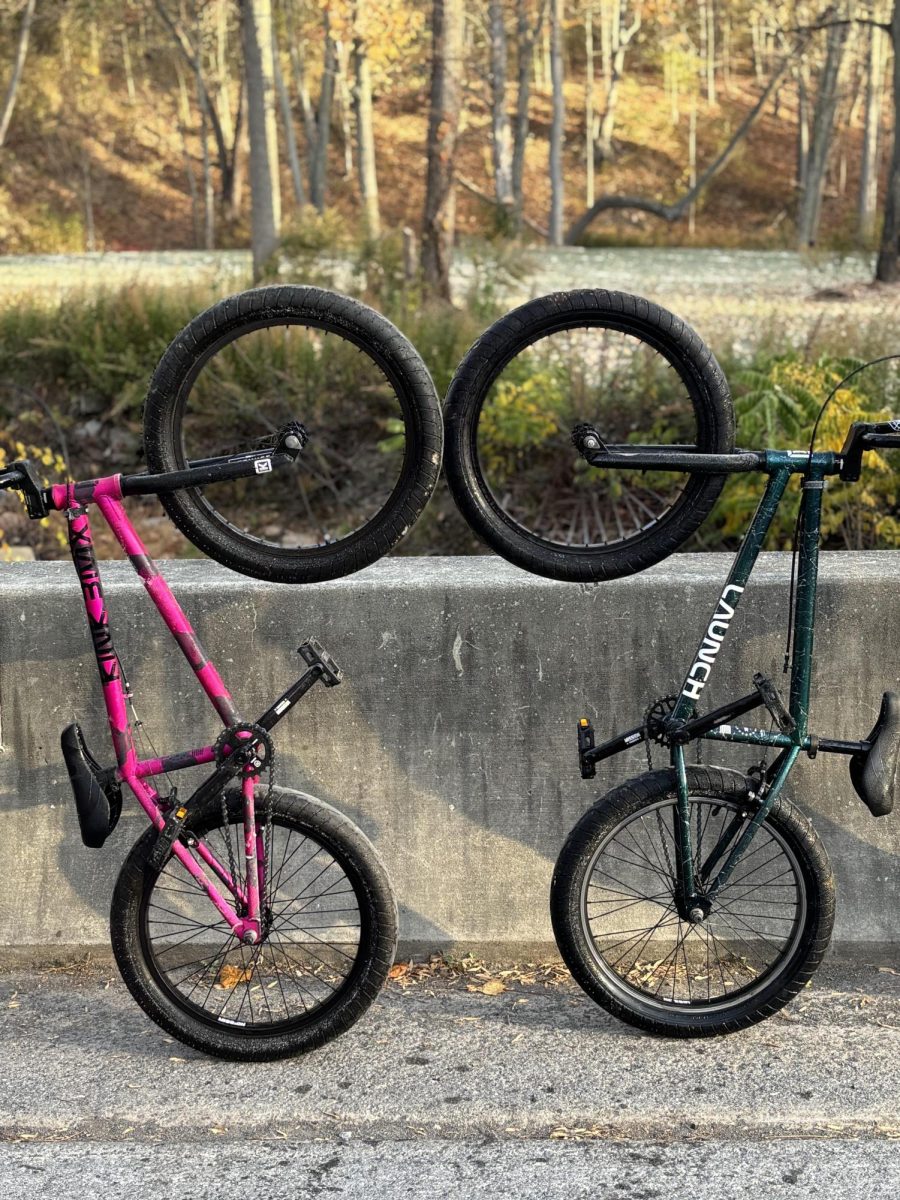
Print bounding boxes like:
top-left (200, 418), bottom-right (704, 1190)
top-left (572, 420), bottom-right (900, 481)
top-left (839, 421), bottom-right (900, 481)
top-left (0, 422), bottom-right (308, 520)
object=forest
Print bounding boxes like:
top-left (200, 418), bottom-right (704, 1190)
top-left (0, 2), bottom-right (899, 563)
top-left (0, 1), bottom-right (898, 281)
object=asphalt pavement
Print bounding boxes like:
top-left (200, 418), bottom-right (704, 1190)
top-left (1, 956), bottom-right (898, 1198)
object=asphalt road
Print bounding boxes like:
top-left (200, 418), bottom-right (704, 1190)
top-left (1, 958), bottom-right (898, 1198)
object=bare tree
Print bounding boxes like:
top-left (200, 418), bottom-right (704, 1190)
top-left (272, 23), bottom-right (305, 206)
top-left (876, 1), bottom-right (900, 281)
top-left (423, 0), bottom-right (465, 299)
top-left (153, 1), bottom-right (240, 208)
top-left (488, 0), bottom-right (514, 222)
top-left (592, 1), bottom-right (641, 166)
top-left (309, 12), bottom-right (336, 212)
top-left (241, 0), bottom-right (281, 276)
top-left (352, 15), bottom-right (380, 239)
top-left (859, 10), bottom-right (889, 240)
top-left (567, 51), bottom-right (795, 242)
top-left (0, 0), bottom-right (37, 148)
top-left (797, 18), bottom-right (850, 248)
top-left (512, 0), bottom-right (545, 229)
top-left (548, 0), bottom-right (564, 245)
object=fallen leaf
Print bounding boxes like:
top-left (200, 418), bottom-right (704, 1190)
top-left (388, 963), bottom-right (410, 980)
top-left (217, 964), bottom-right (253, 989)
top-left (480, 980), bottom-right (506, 996)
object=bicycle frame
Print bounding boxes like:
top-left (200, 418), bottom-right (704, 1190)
top-left (25, 431), bottom-right (336, 947)
top-left (579, 446), bottom-right (879, 910)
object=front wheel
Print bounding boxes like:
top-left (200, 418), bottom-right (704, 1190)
top-left (551, 766), bottom-right (834, 1036)
top-left (444, 290), bottom-right (734, 582)
top-left (111, 786), bottom-right (397, 1060)
top-left (143, 286), bottom-right (443, 583)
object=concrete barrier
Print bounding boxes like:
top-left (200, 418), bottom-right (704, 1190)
top-left (1, 553), bottom-right (898, 957)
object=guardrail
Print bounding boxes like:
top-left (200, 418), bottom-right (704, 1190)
top-left (1, 554), bottom-right (897, 955)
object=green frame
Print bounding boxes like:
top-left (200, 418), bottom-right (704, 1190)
top-left (579, 447), bottom-right (872, 915)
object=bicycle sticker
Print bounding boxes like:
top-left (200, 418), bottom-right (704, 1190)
top-left (254, 458), bottom-right (273, 474)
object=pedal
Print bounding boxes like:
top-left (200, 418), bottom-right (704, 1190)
top-left (298, 638), bottom-right (343, 687)
top-left (148, 800), bottom-right (190, 871)
top-left (578, 717), bottom-right (597, 779)
top-left (753, 673), bottom-right (796, 736)
top-left (61, 723), bottom-right (122, 849)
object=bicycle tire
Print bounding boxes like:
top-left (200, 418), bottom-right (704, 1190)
top-left (444, 290), bottom-right (735, 582)
top-left (143, 286), bottom-right (442, 583)
top-left (551, 766), bottom-right (834, 1036)
top-left (110, 786), bottom-right (397, 1061)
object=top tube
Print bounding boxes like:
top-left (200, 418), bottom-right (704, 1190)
top-left (580, 444), bottom-right (843, 477)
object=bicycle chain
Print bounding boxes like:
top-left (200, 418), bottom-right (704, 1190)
top-left (214, 722), bottom-right (276, 917)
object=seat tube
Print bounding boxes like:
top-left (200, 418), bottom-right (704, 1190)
top-left (789, 471), bottom-right (825, 739)
top-left (66, 506), bottom-right (137, 773)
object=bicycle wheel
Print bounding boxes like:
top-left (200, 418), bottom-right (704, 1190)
top-left (551, 766), bottom-right (833, 1036)
top-left (444, 290), bottom-right (734, 582)
top-left (111, 786), bottom-right (397, 1060)
top-left (143, 286), bottom-right (442, 583)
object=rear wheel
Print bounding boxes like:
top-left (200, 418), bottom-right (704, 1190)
top-left (444, 290), bottom-right (734, 581)
top-left (143, 286), bottom-right (442, 583)
top-left (111, 787), bottom-right (397, 1060)
top-left (551, 766), bottom-right (834, 1036)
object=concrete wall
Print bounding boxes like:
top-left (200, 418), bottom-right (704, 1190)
top-left (1, 553), bottom-right (899, 956)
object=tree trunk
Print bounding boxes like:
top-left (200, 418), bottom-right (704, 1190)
top-left (584, 4), bottom-right (594, 208)
top-left (241, 0), bottom-right (282, 277)
top-left (512, 0), bottom-right (544, 229)
top-left (860, 16), bottom-right (888, 241)
top-left (273, 27), bottom-right (306, 207)
top-left (876, 3), bottom-right (900, 282)
top-left (0, 0), bottom-right (37, 148)
top-left (120, 27), bottom-right (137, 104)
top-left (215, 0), bottom-right (235, 148)
top-left (335, 39), bottom-right (354, 180)
top-left (567, 51), bottom-right (792, 242)
top-left (796, 57), bottom-right (810, 192)
top-left (197, 57), bottom-right (216, 249)
top-left (285, 2), bottom-right (317, 155)
top-left (796, 20), bottom-right (849, 248)
top-left (174, 58), bottom-right (201, 244)
top-left (352, 31), bottom-right (380, 238)
top-left (423, 0), bottom-right (465, 300)
top-left (548, 0), bottom-right (564, 245)
top-left (229, 79), bottom-right (248, 220)
top-left (594, 5), bottom-right (640, 165)
top-left (154, 1), bottom-right (234, 205)
top-left (488, 0), bottom-right (514, 221)
top-left (309, 15), bottom-right (336, 212)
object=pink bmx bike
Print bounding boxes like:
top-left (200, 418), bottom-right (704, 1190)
top-left (1, 286), bottom-right (443, 1060)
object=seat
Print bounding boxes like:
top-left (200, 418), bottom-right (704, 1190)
top-left (61, 723), bottom-right (122, 848)
top-left (849, 693), bottom-right (900, 818)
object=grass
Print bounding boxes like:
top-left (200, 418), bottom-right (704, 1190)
top-left (1, 226), bottom-right (898, 561)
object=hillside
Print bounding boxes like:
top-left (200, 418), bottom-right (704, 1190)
top-left (0, 26), bottom-right (885, 256)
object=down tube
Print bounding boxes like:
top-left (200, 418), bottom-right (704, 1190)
top-left (671, 468), bottom-right (791, 723)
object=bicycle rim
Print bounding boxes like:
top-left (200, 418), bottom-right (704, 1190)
top-left (170, 317), bottom-right (416, 555)
top-left (472, 323), bottom-right (708, 550)
top-left (140, 810), bottom-right (367, 1033)
top-left (579, 796), bottom-right (807, 1014)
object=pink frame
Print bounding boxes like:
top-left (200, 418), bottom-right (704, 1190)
top-left (51, 474), bottom-right (263, 942)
